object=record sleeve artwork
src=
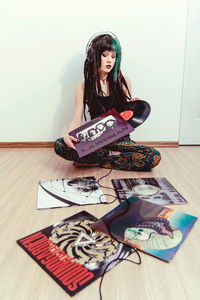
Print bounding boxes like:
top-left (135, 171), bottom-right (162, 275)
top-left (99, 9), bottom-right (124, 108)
top-left (37, 176), bottom-right (107, 209)
top-left (92, 197), bottom-right (197, 262)
top-left (112, 177), bottom-right (187, 206)
top-left (17, 211), bottom-right (134, 296)
top-left (69, 109), bottom-right (133, 158)
top-left (69, 100), bottom-right (151, 158)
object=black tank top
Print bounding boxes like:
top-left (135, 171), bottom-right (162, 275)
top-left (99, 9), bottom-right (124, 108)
top-left (89, 94), bottom-right (127, 120)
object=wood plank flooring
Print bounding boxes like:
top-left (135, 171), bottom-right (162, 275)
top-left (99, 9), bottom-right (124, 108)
top-left (0, 146), bottom-right (199, 300)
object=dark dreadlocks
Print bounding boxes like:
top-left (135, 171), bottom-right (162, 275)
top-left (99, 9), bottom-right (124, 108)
top-left (83, 33), bottom-right (131, 120)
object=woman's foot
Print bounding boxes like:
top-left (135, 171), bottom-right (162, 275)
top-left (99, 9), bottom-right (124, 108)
top-left (73, 161), bottom-right (100, 167)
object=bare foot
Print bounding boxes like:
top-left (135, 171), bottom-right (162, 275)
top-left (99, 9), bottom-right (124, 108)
top-left (110, 150), bottom-right (121, 155)
top-left (73, 161), bottom-right (100, 167)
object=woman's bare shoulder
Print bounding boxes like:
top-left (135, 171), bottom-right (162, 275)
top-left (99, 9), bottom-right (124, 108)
top-left (75, 82), bottom-right (85, 101)
top-left (123, 76), bottom-right (132, 95)
top-left (124, 76), bottom-right (131, 86)
top-left (76, 82), bottom-right (84, 92)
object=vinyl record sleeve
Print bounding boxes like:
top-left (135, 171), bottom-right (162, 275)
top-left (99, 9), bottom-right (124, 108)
top-left (69, 109), bottom-right (133, 158)
top-left (92, 197), bottom-right (197, 262)
top-left (17, 211), bottom-right (134, 296)
top-left (37, 176), bottom-right (107, 209)
top-left (112, 177), bottom-right (187, 205)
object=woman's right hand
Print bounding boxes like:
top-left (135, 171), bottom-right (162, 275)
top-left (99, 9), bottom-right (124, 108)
top-left (64, 133), bottom-right (79, 150)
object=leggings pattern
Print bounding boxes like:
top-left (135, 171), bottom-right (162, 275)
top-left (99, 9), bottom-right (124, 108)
top-left (54, 136), bottom-right (161, 171)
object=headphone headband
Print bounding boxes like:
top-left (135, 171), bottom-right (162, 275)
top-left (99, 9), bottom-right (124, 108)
top-left (86, 31), bottom-right (121, 55)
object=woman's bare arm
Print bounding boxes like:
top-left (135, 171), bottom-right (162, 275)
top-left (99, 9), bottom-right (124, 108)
top-left (64, 82), bottom-right (84, 150)
top-left (124, 76), bottom-right (141, 101)
top-left (123, 76), bottom-right (132, 96)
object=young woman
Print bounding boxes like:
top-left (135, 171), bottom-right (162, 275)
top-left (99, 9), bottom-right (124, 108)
top-left (54, 33), bottom-right (161, 171)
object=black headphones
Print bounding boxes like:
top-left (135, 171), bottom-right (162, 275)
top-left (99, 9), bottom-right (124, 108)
top-left (85, 31), bottom-right (121, 63)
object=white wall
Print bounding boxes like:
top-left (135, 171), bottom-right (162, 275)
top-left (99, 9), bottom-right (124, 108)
top-left (179, 0), bottom-right (200, 144)
top-left (0, 0), bottom-right (187, 142)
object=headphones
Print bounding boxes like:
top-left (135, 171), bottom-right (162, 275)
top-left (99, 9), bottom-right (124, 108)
top-left (86, 31), bottom-right (121, 63)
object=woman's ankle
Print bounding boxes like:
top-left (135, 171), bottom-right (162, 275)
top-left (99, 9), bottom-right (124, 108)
top-left (73, 161), bottom-right (100, 167)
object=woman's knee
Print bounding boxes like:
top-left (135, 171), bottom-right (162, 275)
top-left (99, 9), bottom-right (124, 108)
top-left (53, 137), bottom-right (75, 161)
top-left (149, 148), bottom-right (161, 169)
top-left (133, 145), bottom-right (161, 170)
top-left (54, 137), bottom-right (65, 155)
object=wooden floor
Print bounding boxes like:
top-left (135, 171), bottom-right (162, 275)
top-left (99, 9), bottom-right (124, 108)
top-left (0, 146), bottom-right (200, 300)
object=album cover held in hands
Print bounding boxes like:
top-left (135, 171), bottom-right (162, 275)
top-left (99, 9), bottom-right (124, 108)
top-left (17, 211), bottom-right (134, 296)
top-left (37, 176), bottom-right (107, 209)
top-left (112, 177), bottom-right (187, 206)
top-left (69, 109), bottom-right (133, 158)
top-left (92, 197), bottom-right (197, 262)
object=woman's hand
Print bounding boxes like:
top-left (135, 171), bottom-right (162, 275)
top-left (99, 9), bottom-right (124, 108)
top-left (131, 97), bottom-right (141, 101)
top-left (64, 133), bottom-right (79, 150)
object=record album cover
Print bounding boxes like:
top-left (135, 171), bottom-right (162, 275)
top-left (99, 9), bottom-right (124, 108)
top-left (69, 109), bottom-right (133, 158)
top-left (37, 176), bottom-right (107, 209)
top-left (17, 211), bottom-right (134, 296)
top-left (112, 177), bottom-right (187, 205)
top-left (92, 197), bottom-right (197, 262)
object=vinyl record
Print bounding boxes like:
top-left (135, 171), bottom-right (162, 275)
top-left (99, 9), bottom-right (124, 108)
top-left (120, 100), bottom-right (151, 128)
top-left (132, 184), bottom-right (159, 196)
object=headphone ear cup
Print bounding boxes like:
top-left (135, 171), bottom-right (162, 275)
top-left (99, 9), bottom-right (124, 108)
top-left (87, 47), bottom-right (94, 63)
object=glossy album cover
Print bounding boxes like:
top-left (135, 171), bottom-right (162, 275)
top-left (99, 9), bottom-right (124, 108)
top-left (92, 197), bottom-right (197, 262)
top-left (17, 211), bottom-right (134, 296)
top-left (37, 176), bottom-right (107, 209)
top-left (69, 109), bottom-right (133, 158)
top-left (112, 177), bottom-right (187, 205)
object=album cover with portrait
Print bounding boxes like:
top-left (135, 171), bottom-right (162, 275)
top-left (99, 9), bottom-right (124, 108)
top-left (37, 176), bottom-right (107, 209)
top-left (92, 197), bottom-right (197, 262)
top-left (112, 177), bottom-right (187, 206)
top-left (69, 109), bottom-right (133, 158)
top-left (17, 211), bottom-right (134, 296)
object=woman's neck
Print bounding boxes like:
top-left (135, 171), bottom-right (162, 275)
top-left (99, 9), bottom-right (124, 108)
top-left (100, 78), bottom-right (107, 85)
top-left (99, 72), bottom-right (108, 84)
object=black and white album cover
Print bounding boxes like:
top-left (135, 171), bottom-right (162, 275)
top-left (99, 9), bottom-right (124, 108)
top-left (69, 109), bottom-right (133, 158)
top-left (37, 176), bottom-right (107, 209)
top-left (112, 177), bottom-right (187, 205)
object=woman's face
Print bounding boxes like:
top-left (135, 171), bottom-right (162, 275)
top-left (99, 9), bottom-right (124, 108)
top-left (99, 50), bottom-right (116, 75)
top-left (88, 128), bottom-right (96, 137)
top-left (96, 123), bottom-right (104, 132)
top-left (106, 119), bottom-right (115, 128)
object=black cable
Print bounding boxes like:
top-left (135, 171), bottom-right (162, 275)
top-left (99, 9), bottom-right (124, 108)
top-left (95, 152), bottom-right (142, 299)
top-left (97, 166), bottom-right (119, 205)
top-left (97, 168), bottom-right (115, 192)
top-left (97, 169), bottom-right (142, 299)
top-left (99, 193), bottom-right (118, 204)
top-left (99, 249), bottom-right (141, 300)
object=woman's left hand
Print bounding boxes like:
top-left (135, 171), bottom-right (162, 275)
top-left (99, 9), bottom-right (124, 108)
top-left (131, 97), bottom-right (141, 101)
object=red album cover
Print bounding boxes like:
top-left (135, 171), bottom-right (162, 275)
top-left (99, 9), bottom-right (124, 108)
top-left (69, 109), bottom-right (133, 158)
top-left (17, 211), bottom-right (134, 296)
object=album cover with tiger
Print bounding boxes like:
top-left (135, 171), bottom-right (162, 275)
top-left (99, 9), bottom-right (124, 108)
top-left (69, 109), bottom-right (133, 158)
top-left (17, 211), bottom-right (134, 296)
top-left (92, 197), bottom-right (197, 262)
top-left (112, 177), bottom-right (187, 206)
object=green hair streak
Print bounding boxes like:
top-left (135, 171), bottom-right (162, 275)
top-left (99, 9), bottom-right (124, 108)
top-left (112, 38), bottom-right (121, 81)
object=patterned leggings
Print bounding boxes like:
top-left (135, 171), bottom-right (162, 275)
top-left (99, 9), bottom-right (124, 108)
top-left (54, 135), bottom-right (161, 171)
